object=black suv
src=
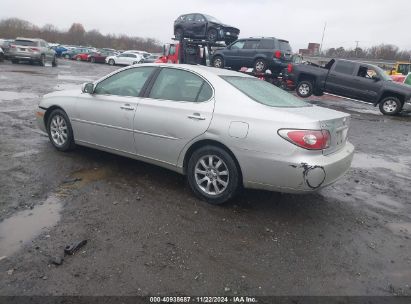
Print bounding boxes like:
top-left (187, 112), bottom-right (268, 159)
top-left (174, 13), bottom-right (240, 44)
top-left (211, 37), bottom-right (292, 73)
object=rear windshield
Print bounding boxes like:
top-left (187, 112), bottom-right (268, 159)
top-left (278, 40), bottom-right (291, 52)
top-left (222, 76), bottom-right (310, 108)
top-left (14, 40), bottom-right (37, 46)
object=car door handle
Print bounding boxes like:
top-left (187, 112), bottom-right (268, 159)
top-left (187, 113), bottom-right (206, 120)
top-left (120, 104), bottom-right (135, 111)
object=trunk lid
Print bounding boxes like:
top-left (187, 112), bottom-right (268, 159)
top-left (273, 105), bottom-right (350, 155)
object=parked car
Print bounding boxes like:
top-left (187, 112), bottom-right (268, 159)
top-left (142, 54), bottom-right (161, 63)
top-left (9, 37), bottom-right (57, 66)
top-left (0, 47), bottom-right (4, 62)
top-left (52, 45), bottom-right (68, 57)
top-left (36, 64), bottom-right (354, 205)
top-left (73, 53), bottom-right (90, 61)
top-left (286, 59), bottom-right (411, 115)
top-left (105, 53), bottom-right (143, 66)
top-left (0, 39), bottom-right (14, 59)
top-left (174, 13), bottom-right (240, 44)
top-left (62, 48), bottom-right (92, 59)
top-left (88, 51), bottom-right (117, 63)
top-left (211, 37), bottom-right (292, 74)
top-left (124, 50), bottom-right (151, 58)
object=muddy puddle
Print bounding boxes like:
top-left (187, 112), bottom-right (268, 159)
top-left (54, 83), bottom-right (80, 91)
top-left (0, 195), bottom-right (63, 257)
top-left (0, 91), bottom-right (38, 102)
top-left (352, 153), bottom-right (410, 174)
top-left (387, 222), bottom-right (411, 236)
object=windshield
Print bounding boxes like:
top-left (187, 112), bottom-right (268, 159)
top-left (222, 76), bottom-right (310, 108)
top-left (373, 65), bottom-right (392, 81)
top-left (204, 14), bottom-right (222, 23)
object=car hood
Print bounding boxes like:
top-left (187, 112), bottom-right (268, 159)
top-left (210, 22), bottom-right (239, 30)
top-left (43, 89), bottom-right (81, 100)
top-left (383, 79), bottom-right (411, 94)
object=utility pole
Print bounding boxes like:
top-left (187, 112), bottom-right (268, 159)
top-left (355, 40), bottom-right (360, 57)
top-left (319, 22), bottom-right (327, 56)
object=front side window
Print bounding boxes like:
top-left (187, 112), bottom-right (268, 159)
top-left (195, 14), bottom-right (205, 22)
top-left (94, 67), bottom-right (155, 97)
top-left (230, 40), bottom-right (245, 50)
top-left (222, 76), bottom-right (309, 108)
top-left (149, 68), bottom-right (212, 102)
top-left (334, 61), bottom-right (355, 75)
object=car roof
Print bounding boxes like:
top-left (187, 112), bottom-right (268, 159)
top-left (129, 63), bottom-right (251, 78)
top-left (15, 37), bottom-right (42, 42)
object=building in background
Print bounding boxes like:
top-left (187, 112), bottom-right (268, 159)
top-left (299, 42), bottom-right (320, 56)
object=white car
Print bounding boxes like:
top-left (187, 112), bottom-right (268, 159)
top-left (124, 50), bottom-right (151, 59)
top-left (105, 53), bottom-right (143, 66)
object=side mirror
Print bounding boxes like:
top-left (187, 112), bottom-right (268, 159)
top-left (82, 82), bottom-right (94, 94)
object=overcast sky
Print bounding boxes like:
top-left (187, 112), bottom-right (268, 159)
top-left (1, 0), bottom-right (411, 51)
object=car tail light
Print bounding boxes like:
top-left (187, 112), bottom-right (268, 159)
top-left (274, 51), bottom-right (281, 59)
top-left (287, 64), bottom-right (293, 73)
top-left (278, 129), bottom-right (330, 150)
top-left (10, 45), bottom-right (16, 48)
top-left (30, 48), bottom-right (39, 52)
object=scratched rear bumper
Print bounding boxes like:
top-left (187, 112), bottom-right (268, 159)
top-left (239, 142), bottom-right (355, 193)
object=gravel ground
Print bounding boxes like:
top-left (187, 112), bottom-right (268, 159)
top-left (0, 59), bottom-right (410, 296)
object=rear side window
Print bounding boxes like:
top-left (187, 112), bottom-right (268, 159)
top-left (243, 40), bottom-right (260, 49)
top-left (278, 40), bottom-right (291, 52)
top-left (334, 61), bottom-right (356, 75)
top-left (14, 40), bottom-right (36, 46)
top-left (149, 68), bottom-right (212, 102)
top-left (222, 76), bottom-right (309, 108)
top-left (258, 39), bottom-right (275, 49)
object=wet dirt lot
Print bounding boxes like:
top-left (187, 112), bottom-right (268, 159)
top-left (0, 59), bottom-right (410, 296)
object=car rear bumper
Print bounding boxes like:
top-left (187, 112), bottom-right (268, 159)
top-left (9, 52), bottom-right (41, 60)
top-left (239, 142), bottom-right (355, 193)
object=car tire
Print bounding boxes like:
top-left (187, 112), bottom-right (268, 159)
top-left (212, 55), bottom-right (224, 69)
top-left (175, 28), bottom-right (184, 40)
top-left (108, 59), bottom-right (115, 66)
top-left (39, 54), bottom-right (46, 66)
top-left (254, 58), bottom-right (267, 73)
top-left (207, 29), bottom-right (218, 42)
top-left (296, 80), bottom-right (313, 98)
top-left (52, 56), bottom-right (58, 67)
top-left (47, 109), bottom-right (75, 152)
top-left (379, 96), bottom-right (402, 115)
top-left (187, 145), bottom-right (240, 205)
top-left (64, 54), bottom-right (70, 59)
top-left (90, 57), bottom-right (95, 63)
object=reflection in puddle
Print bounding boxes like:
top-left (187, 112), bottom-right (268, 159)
top-left (387, 222), bottom-right (411, 235)
top-left (352, 153), bottom-right (410, 173)
top-left (0, 91), bottom-right (38, 102)
top-left (0, 195), bottom-right (62, 257)
top-left (12, 149), bottom-right (40, 158)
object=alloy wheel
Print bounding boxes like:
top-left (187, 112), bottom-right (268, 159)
top-left (383, 99), bottom-right (398, 113)
top-left (299, 83), bottom-right (310, 95)
top-left (194, 155), bottom-right (229, 196)
top-left (50, 115), bottom-right (68, 146)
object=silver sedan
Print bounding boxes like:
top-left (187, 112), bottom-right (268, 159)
top-left (36, 64), bottom-right (354, 204)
